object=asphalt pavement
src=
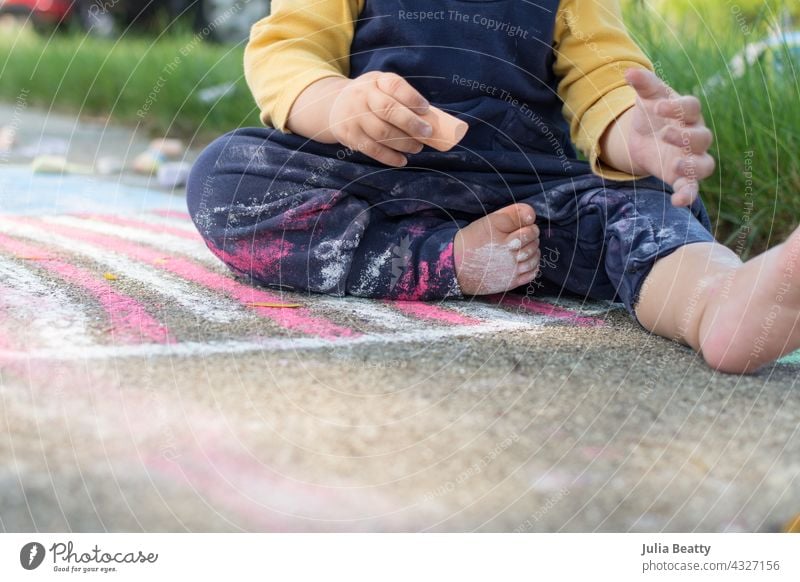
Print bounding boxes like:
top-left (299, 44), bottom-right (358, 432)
top-left (1, 105), bottom-right (798, 532)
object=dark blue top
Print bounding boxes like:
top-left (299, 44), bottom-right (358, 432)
top-left (349, 0), bottom-right (576, 161)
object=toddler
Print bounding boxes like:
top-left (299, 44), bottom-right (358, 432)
top-left (187, 0), bottom-right (800, 374)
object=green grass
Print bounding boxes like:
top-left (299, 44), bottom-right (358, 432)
top-left (625, 4), bottom-right (800, 256)
top-left (0, 27), bottom-right (260, 140)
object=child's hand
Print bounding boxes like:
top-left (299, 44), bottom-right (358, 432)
top-left (623, 69), bottom-right (715, 206)
top-left (327, 72), bottom-right (434, 167)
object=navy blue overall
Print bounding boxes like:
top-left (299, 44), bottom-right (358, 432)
top-left (186, 0), bottom-right (714, 314)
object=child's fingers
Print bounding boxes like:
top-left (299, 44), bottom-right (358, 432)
top-left (351, 128), bottom-right (409, 167)
top-left (661, 125), bottom-right (713, 153)
top-left (671, 152), bottom-right (715, 182)
top-left (625, 68), bottom-right (671, 100)
top-left (375, 73), bottom-right (430, 113)
top-left (688, 153), bottom-right (716, 180)
top-left (364, 120), bottom-right (425, 154)
top-left (367, 90), bottom-right (432, 140)
top-left (671, 177), bottom-right (699, 206)
top-left (669, 152), bottom-right (715, 206)
top-left (655, 96), bottom-right (703, 124)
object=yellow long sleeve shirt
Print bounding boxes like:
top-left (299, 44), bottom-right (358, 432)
top-left (244, 0), bottom-right (653, 180)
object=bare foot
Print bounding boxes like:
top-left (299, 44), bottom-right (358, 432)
top-left (699, 224), bottom-right (800, 373)
top-left (453, 203), bottom-right (539, 295)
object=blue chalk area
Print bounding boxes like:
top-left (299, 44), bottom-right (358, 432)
top-left (0, 166), bottom-right (184, 215)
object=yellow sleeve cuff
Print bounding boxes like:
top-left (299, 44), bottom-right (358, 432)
top-left (264, 69), bottom-right (347, 131)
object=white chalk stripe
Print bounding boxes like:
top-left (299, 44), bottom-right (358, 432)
top-left (0, 219), bottom-right (247, 324)
top-left (42, 215), bottom-right (217, 266)
top-left (0, 319), bottom-right (539, 362)
top-left (312, 296), bottom-right (422, 331)
top-left (129, 211), bottom-right (199, 233)
top-left (445, 300), bottom-right (557, 325)
top-left (535, 295), bottom-right (620, 316)
top-left (0, 256), bottom-right (96, 349)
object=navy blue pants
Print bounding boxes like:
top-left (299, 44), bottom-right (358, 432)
top-left (186, 127), bottom-right (715, 314)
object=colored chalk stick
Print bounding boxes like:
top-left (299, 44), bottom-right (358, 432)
top-left (417, 106), bottom-right (468, 152)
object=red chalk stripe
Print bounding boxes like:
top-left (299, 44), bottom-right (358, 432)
top-left (0, 234), bottom-right (172, 345)
top-left (386, 300), bottom-right (481, 326)
top-left (485, 293), bottom-right (602, 327)
top-left (13, 218), bottom-right (357, 340)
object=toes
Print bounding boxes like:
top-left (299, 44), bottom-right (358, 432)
top-left (516, 249), bottom-right (533, 262)
top-left (505, 225), bottom-right (540, 253)
top-left (490, 203), bottom-right (537, 233)
top-left (516, 246), bottom-right (541, 273)
top-left (516, 203), bottom-right (537, 225)
top-left (516, 253), bottom-right (541, 283)
top-left (517, 255), bottom-right (540, 274)
top-left (513, 268), bottom-right (539, 288)
top-left (507, 237), bottom-right (524, 251)
top-left (517, 224), bottom-right (540, 246)
top-left (515, 239), bottom-right (540, 262)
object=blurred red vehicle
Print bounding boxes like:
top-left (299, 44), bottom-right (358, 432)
top-left (0, 1), bottom-right (270, 42)
top-left (0, 0), bottom-right (71, 24)
top-left (0, 0), bottom-right (116, 34)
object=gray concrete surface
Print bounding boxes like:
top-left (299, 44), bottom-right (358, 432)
top-left (0, 106), bottom-right (798, 533)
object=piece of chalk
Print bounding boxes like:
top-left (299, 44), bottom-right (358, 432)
top-left (149, 138), bottom-right (185, 158)
top-left (157, 161), bottom-right (192, 189)
top-left (31, 155), bottom-right (93, 175)
top-left (417, 106), bottom-right (468, 152)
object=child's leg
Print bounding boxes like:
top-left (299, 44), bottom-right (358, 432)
top-left (636, 230), bottom-right (800, 373)
top-left (515, 176), bottom-right (720, 311)
top-left (519, 173), bottom-right (799, 374)
top-left (188, 127), bottom-right (530, 300)
top-left (344, 208), bottom-right (464, 300)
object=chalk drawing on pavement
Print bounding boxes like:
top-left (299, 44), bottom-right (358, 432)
top-left (0, 209), bottom-right (632, 364)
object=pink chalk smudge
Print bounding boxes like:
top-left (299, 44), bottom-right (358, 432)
top-left (209, 237), bottom-right (293, 282)
top-left (146, 444), bottom-right (393, 531)
top-left (280, 193), bottom-right (336, 229)
top-left (146, 452), bottom-right (300, 532)
top-left (72, 213), bottom-right (202, 241)
top-left (387, 301), bottom-right (480, 326)
top-left (392, 242), bottom-right (458, 301)
top-left (14, 218), bottom-right (357, 339)
top-left (0, 233), bottom-right (172, 345)
top-left (150, 209), bottom-right (192, 221)
top-left (392, 257), bottom-right (429, 301)
top-left (405, 224), bottom-right (427, 237)
top-left (485, 293), bottom-right (602, 327)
